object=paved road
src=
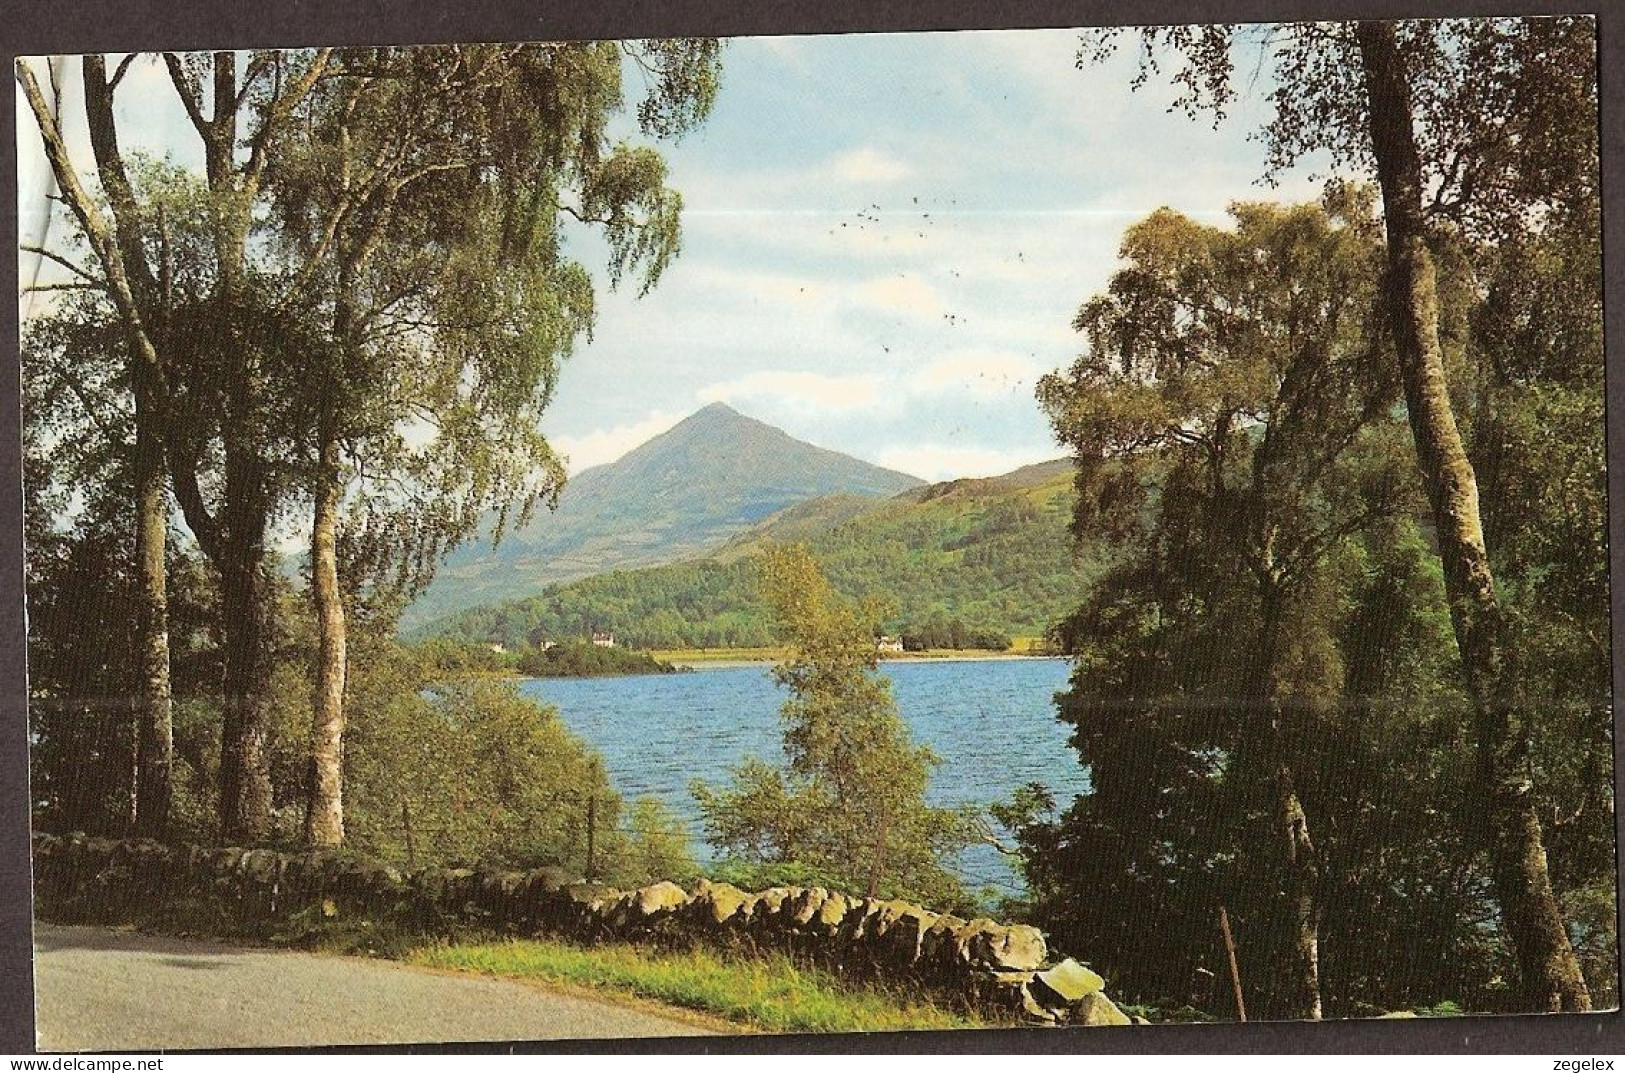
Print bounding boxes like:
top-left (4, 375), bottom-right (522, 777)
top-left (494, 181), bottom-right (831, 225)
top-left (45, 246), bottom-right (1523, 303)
top-left (34, 923), bottom-right (720, 1051)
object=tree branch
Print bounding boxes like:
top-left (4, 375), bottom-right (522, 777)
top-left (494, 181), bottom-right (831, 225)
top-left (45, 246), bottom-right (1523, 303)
top-left (108, 52), bottom-right (140, 90)
top-left (24, 282), bottom-right (100, 294)
top-left (48, 364), bottom-right (127, 444)
top-left (20, 244), bottom-right (106, 288)
top-left (85, 54), bottom-right (164, 312)
top-left (243, 48), bottom-right (333, 187)
top-left (974, 818), bottom-right (1022, 856)
top-left (561, 203), bottom-right (614, 226)
top-left (17, 59), bottom-right (161, 380)
top-left (161, 54), bottom-right (210, 140)
top-left (167, 443), bottom-right (224, 562)
top-left (235, 54), bottom-right (275, 112)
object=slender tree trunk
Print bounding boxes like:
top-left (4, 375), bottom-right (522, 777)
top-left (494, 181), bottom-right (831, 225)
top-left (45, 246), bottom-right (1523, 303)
top-left (304, 422), bottom-right (347, 847)
top-left (70, 58), bottom-right (176, 840)
top-left (1277, 757), bottom-right (1322, 1020)
top-left (1355, 20), bottom-right (1589, 1012)
top-left (126, 713), bottom-right (140, 834)
top-left (131, 414), bottom-right (173, 840)
top-left (1254, 585), bottom-right (1322, 1020)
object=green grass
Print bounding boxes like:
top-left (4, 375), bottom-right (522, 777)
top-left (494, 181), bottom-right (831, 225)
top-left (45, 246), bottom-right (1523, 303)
top-left (411, 938), bottom-right (983, 1035)
top-left (651, 645), bottom-right (789, 663)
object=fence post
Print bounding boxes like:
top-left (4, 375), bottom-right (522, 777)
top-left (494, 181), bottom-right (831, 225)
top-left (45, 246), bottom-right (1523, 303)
top-left (401, 798), bottom-right (416, 869)
top-left (1219, 903), bottom-right (1246, 1022)
top-left (586, 794), bottom-right (597, 881)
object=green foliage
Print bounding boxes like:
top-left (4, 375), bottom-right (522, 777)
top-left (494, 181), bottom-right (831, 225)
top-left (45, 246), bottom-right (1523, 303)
top-left (1021, 198), bottom-right (1508, 1018)
top-left (343, 669), bottom-right (626, 872)
top-left (516, 641), bottom-right (683, 678)
top-left (1072, 12), bottom-right (1610, 1017)
top-left (409, 637), bottom-right (519, 675)
top-left (1413, 999), bottom-right (1465, 1018)
top-left (608, 797), bottom-right (702, 888)
top-left (420, 463), bottom-right (1091, 651)
top-left (407, 636), bottom-right (684, 679)
top-left (693, 546), bottom-right (977, 908)
top-left (899, 619), bottom-right (1010, 652)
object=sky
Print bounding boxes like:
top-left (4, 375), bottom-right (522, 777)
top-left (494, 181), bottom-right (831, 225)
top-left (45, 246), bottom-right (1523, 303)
top-left (17, 29), bottom-right (1331, 484)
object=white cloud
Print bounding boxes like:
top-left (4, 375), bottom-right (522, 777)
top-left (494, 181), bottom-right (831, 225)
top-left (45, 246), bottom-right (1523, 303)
top-left (551, 410), bottom-right (687, 474)
top-left (829, 147), bottom-right (914, 185)
top-left (917, 350), bottom-right (1045, 397)
top-left (874, 442), bottom-right (1057, 482)
top-left (859, 274), bottom-right (943, 318)
top-left (699, 370), bottom-right (882, 412)
top-left (673, 262), bottom-right (833, 310)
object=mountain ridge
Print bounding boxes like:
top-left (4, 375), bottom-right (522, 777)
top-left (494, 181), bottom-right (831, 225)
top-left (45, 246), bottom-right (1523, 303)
top-left (402, 403), bottom-right (925, 626)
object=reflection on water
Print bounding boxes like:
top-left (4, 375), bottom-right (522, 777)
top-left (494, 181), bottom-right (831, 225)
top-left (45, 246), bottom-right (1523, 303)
top-left (518, 657), bottom-right (1089, 895)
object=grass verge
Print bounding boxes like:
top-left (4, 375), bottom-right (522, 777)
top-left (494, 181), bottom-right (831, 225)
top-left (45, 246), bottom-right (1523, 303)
top-left (411, 938), bottom-right (983, 1035)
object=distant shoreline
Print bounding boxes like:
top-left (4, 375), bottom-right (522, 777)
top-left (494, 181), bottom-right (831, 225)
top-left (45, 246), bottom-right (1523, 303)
top-left (660, 651), bottom-right (1067, 671)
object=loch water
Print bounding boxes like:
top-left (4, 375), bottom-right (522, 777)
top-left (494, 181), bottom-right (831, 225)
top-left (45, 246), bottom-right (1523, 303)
top-left (517, 657), bottom-right (1089, 896)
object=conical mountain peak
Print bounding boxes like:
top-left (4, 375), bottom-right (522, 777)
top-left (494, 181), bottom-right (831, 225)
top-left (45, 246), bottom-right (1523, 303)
top-left (406, 404), bottom-right (924, 626)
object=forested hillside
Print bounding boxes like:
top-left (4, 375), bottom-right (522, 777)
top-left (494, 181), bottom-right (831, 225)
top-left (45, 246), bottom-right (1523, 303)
top-left (419, 461), bottom-right (1093, 649)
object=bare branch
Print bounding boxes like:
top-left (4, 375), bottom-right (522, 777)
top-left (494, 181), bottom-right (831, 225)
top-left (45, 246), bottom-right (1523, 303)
top-left (235, 53), bottom-right (275, 111)
top-left (561, 204), bottom-right (614, 226)
top-left (161, 53), bottom-right (210, 140)
top-left (24, 282), bottom-right (101, 294)
top-left (108, 52), bottom-right (140, 90)
top-left (17, 59), bottom-right (160, 370)
top-left (20, 244), bottom-right (105, 287)
top-left (974, 818), bottom-right (1021, 856)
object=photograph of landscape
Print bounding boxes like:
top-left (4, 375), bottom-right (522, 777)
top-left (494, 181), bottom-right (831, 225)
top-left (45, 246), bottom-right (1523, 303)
top-left (14, 13), bottom-right (1612, 1050)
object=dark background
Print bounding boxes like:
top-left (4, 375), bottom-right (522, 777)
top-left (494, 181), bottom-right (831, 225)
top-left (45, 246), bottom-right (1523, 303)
top-left (3, 0), bottom-right (1621, 1055)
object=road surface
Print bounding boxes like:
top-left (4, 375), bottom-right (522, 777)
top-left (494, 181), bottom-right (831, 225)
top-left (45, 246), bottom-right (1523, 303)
top-left (33, 923), bottom-right (721, 1051)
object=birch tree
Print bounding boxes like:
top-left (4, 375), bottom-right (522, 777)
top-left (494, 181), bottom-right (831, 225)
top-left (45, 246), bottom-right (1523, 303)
top-left (18, 41), bottom-right (720, 844)
top-left (1080, 15), bottom-right (1599, 1011)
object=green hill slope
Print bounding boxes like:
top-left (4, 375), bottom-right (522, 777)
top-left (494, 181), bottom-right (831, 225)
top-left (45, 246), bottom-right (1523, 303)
top-left (416, 459), bottom-right (1096, 650)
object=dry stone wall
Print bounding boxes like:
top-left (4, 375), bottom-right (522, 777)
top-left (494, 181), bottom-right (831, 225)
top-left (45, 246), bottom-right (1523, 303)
top-left (31, 832), bottom-right (1132, 1026)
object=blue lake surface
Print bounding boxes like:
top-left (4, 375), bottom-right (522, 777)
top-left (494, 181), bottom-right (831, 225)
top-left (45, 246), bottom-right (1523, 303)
top-left (517, 657), bottom-right (1089, 894)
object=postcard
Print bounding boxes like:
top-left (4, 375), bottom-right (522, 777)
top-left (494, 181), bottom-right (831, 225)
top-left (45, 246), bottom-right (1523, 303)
top-left (14, 14), bottom-right (1612, 1050)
